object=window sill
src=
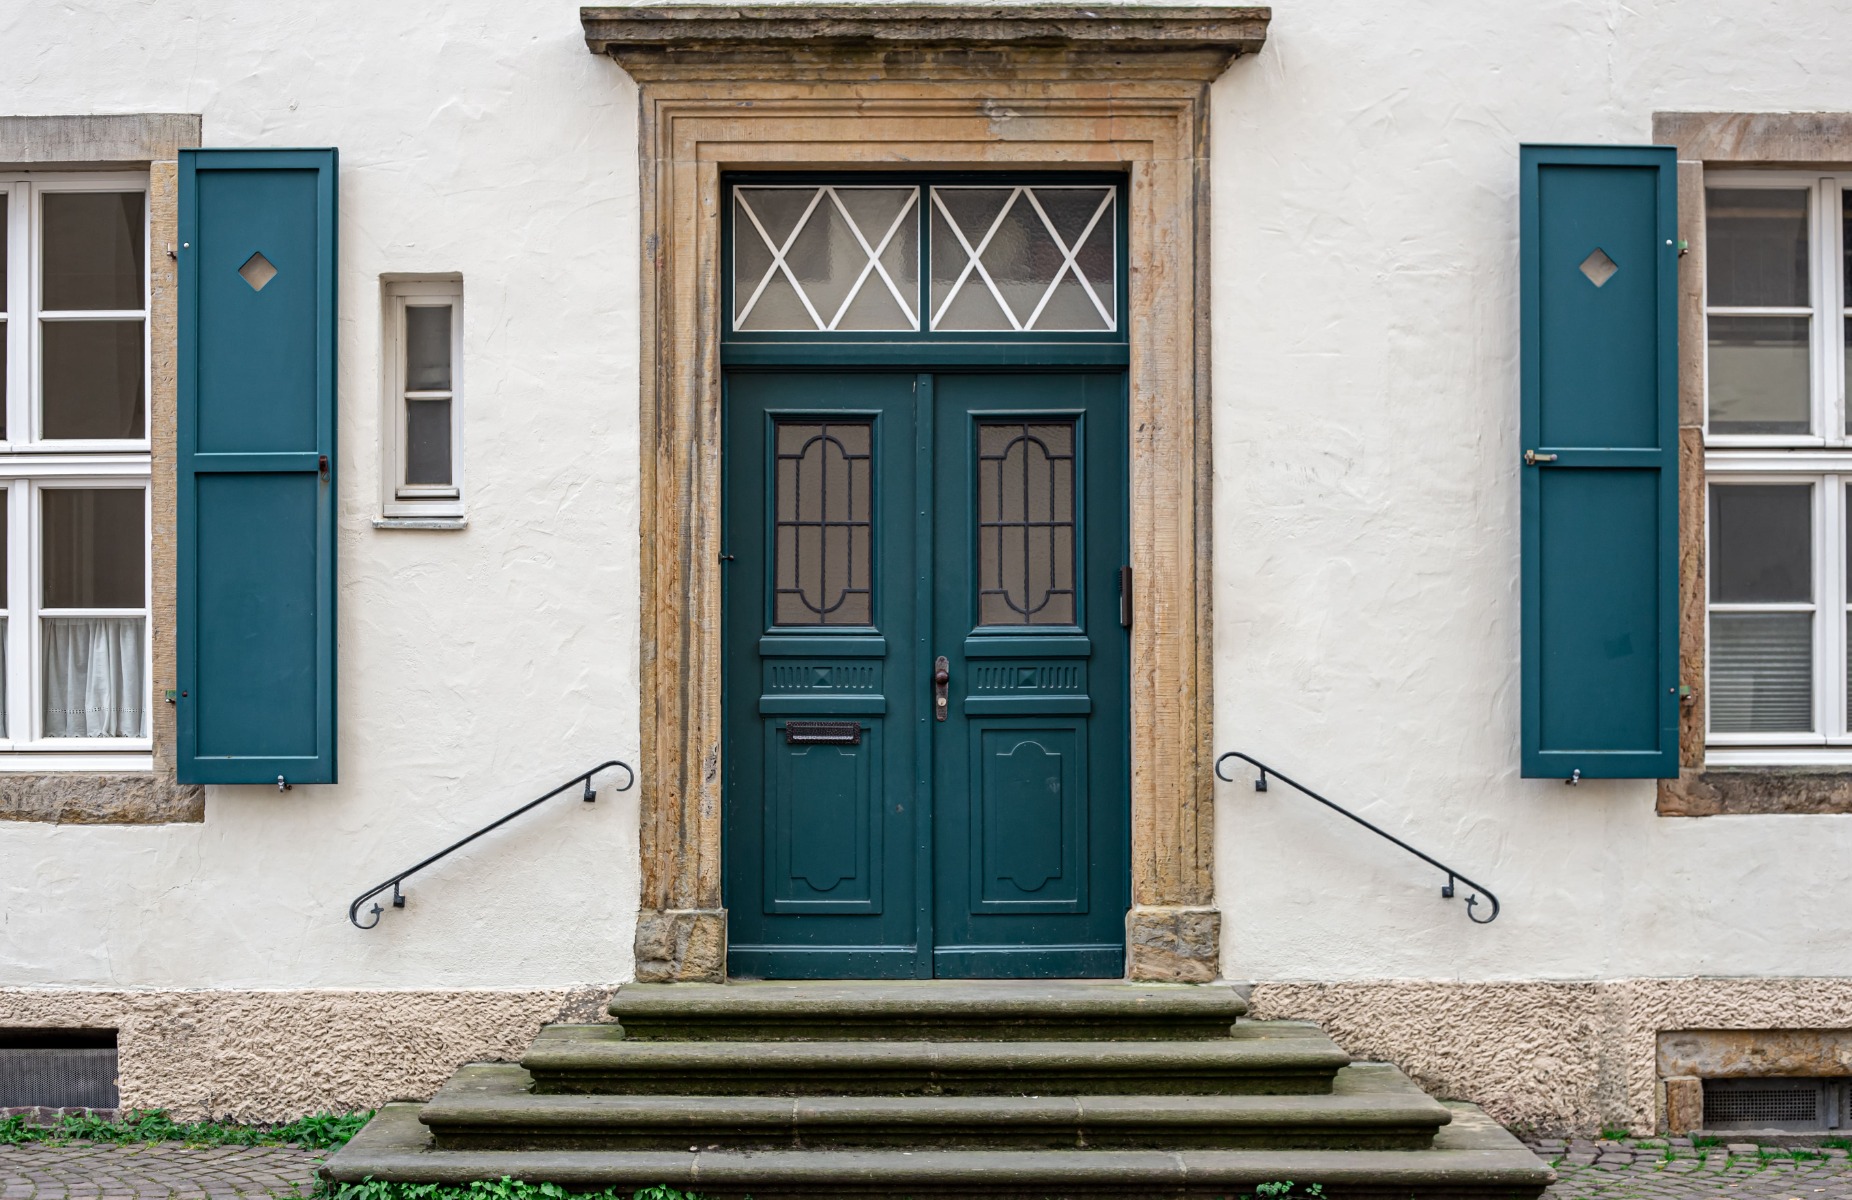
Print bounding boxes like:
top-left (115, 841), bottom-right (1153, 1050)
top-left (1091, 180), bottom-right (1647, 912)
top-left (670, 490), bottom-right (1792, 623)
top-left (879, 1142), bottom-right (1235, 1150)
top-left (372, 515), bottom-right (467, 531)
top-left (1658, 766), bottom-right (1852, 817)
top-left (0, 769), bottom-right (203, 825)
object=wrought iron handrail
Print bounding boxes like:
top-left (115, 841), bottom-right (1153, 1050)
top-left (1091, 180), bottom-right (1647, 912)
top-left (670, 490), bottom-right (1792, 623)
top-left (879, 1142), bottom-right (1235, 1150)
top-left (348, 759), bottom-right (635, 929)
top-left (1214, 751), bottom-right (1500, 925)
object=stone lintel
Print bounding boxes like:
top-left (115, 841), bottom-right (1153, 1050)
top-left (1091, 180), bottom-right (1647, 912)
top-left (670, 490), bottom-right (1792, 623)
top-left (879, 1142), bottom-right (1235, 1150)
top-left (0, 114), bottom-right (201, 166)
top-left (582, 5), bottom-right (1270, 80)
top-left (1126, 905), bottom-right (1220, 983)
top-left (1653, 111), bottom-right (1852, 164)
top-left (634, 908), bottom-right (728, 983)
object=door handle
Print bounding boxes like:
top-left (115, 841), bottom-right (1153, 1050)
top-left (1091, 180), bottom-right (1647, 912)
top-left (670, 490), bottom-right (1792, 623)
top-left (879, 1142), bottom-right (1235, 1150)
top-left (933, 656), bottom-right (950, 722)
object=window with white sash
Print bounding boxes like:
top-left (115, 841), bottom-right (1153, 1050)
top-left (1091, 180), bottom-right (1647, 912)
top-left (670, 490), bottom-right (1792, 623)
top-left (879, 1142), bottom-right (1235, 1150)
top-left (1704, 172), bottom-right (1852, 762)
top-left (0, 174), bottom-right (151, 763)
top-left (380, 278), bottom-right (463, 519)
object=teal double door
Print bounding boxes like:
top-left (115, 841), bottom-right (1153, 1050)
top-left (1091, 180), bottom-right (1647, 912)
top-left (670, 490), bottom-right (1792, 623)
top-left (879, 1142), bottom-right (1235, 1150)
top-left (722, 370), bottom-right (1130, 979)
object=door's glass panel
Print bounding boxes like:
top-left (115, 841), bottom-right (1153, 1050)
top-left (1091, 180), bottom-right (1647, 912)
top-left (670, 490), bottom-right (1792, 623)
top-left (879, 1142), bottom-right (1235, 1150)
top-left (42, 615), bottom-right (145, 737)
top-left (733, 187), bottom-right (919, 332)
top-left (1705, 187), bottom-right (1809, 308)
top-left (42, 488), bottom-right (145, 609)
top-left (405, 305), bottom-right (452, 391)
top-left (405, 398), bottom-right (452, 486)
top-left (1709, 612), bottom-right (1813, 733)
top-left (773, 420), bottom-right (872, 626)
top-left (976, 421), bottom-right (1076, 626)
top-left (1709, 484), bottom-right (1812, 603)
top-left (930, 187), bottom-right (1116, 332)
top-left (41, 192), bottom-right (144, 311)
top-left (1706, 315), bottom-right (1810, 434)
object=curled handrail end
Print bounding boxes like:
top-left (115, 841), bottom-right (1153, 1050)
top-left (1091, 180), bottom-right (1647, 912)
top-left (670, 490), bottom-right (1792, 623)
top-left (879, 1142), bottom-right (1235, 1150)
top-left (1464, 891), bottom-right (1500, 924)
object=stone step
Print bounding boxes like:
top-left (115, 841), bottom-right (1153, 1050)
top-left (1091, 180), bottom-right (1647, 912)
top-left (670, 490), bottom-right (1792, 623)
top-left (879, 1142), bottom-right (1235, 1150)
top-left (424, 1061), bottom-right (1451, 1152)
top-left (608, 981), bottom-right (1248, 1041)
top-left (327, 1100), bottom-right (1554, 1198)
top-left (524, 1021), bottom-right (1348, 1097)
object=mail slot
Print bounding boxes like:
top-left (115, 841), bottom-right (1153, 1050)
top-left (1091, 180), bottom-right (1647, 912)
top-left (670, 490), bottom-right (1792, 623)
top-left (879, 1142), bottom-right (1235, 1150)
top-left (785, 720), bottom-right (862, 746)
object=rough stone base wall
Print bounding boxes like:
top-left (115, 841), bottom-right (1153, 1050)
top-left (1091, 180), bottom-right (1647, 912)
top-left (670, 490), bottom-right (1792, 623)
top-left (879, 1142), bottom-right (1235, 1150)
top-left (0, 988), bottom-right (617, 1121)
top-left (1249, 978), bottom-right (1852, 1137)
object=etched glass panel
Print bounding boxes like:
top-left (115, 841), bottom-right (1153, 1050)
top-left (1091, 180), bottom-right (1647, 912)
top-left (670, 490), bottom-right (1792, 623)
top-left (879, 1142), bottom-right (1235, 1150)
top-left (977, 421), bottom-right (1076, 626)
top-left (733, 187), bottom-right (919, 332)
top-left (931, 186), bottom-right (1115, 332)
top-left (774, 420), bottom-right (873, 626)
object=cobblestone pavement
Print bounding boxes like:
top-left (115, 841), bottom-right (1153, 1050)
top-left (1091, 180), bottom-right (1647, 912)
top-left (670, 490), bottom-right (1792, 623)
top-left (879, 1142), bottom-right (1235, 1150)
top-left (1534, 1138), bottom-right (1852, 1199)
top-left (0, 1142), bottom-right (324, 1198)
top-left (8, 1135), bottom-right (1852, 1198)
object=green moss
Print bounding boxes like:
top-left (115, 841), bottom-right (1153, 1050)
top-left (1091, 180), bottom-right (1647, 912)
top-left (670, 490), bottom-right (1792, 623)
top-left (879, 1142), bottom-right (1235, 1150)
top-left (0, 1108), bottom-right (370, 1150)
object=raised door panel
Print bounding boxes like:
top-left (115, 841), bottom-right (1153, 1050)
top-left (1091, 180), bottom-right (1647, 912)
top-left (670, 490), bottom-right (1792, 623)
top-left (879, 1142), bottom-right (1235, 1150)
top-left (969, 722), bottom-right (1087, 913)
top-left (765, 722), bottom-right (883, 914)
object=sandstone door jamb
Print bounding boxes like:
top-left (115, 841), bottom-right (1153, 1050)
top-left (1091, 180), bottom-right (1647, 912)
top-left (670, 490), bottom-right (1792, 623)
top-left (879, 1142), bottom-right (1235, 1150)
top-left (584, 6), bottom-right (1271, 982)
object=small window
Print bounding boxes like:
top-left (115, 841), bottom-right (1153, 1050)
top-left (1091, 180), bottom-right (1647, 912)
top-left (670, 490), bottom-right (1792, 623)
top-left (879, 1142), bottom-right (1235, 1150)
top-left (381, 279), bottom-right (463, 519)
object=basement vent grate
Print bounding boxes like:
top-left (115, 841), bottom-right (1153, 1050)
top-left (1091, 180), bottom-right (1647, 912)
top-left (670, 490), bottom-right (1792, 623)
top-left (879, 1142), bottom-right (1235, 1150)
top-left (0, 1029), bottom-right (119, 1110)
top-left (1704, 1077), bottom-right (1845, 1131)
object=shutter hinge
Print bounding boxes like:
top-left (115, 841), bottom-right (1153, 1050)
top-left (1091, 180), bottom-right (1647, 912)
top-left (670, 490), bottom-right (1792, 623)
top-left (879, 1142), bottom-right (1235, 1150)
top-left (318, 454), bottom-right (329, 482)
top-left (1119, 566), bottom-right (1133, 628)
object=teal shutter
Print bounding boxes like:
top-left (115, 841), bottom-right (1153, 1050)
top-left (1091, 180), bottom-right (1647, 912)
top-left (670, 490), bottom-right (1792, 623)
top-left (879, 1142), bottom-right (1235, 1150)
top-left (177, 149), bottom-right (338, 785)
top-left (1520, 144), bottom-right (1678, 780)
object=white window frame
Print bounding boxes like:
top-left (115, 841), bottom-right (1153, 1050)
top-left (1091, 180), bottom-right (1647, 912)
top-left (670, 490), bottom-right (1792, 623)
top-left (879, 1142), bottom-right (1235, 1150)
top-left (380, 278), bottom-right (464, 520)
top-left (1704, 171), bottom-right (1852, 763)
top-left (0, 172), bottom-right (153, 768)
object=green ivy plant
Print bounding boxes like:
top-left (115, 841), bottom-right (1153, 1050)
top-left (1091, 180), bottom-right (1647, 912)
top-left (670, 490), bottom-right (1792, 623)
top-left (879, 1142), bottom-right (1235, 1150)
top-left (0, 1108), bottom-right (370, 1150)
top-left (326, 1183), bottom-right (710, 1200)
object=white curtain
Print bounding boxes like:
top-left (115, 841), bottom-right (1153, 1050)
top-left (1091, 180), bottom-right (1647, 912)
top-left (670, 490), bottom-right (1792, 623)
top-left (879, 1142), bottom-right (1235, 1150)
top-left (42, 617), bottom-right (145, 738)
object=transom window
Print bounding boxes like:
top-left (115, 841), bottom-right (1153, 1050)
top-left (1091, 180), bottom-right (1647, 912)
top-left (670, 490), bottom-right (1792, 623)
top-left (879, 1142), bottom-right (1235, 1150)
top-left (1704, 172), bottom-right (1852, 761)
top-left (728, 176), bottom-right (1123, 337)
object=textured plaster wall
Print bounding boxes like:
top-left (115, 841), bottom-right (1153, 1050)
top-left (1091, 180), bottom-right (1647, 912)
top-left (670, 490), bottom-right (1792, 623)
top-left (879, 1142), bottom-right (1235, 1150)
top-left (0, 2), bottom-right (643, 990)
top-left (1251, 980), bottom-right (1852, 1135)
top-left (1210, 0), bottom-right (1852, 982)
top-left (0, 988), bottom-right (613, 1121)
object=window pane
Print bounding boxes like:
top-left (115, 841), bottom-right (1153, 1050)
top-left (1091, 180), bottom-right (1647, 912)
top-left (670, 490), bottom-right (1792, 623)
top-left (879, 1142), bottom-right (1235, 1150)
top-left (1710, 484), bottom-right (1812, 603)
top-left (405, 305), bottom-right (452, 391)
top-left (1705, 187), bottom-right (1809, 308)
top-left (42, 489), bottom-right (145, 609)
top-left (1710, 612), bottom-right (1813, 733)
top-left (1706, 315), bottom-right (1810, 434)
top-left (41, 192), bottom-right (144, 311)
top-left (405, 398), bottom-right (452, 486)
top-left (42, 615), bottom-right (145, 737)
top-left (41, 320), bottom-right (145, 439)
top-left (0, 192), bottom-right (7, 311)
top-left (773, 420), bottom-right (872, 625)
top-left (977, 421), bottom-right (1077, 626)
top-left (733, 187), bottom-right (919, 332)
top-left (930, 186), bottom-right (1116, 333)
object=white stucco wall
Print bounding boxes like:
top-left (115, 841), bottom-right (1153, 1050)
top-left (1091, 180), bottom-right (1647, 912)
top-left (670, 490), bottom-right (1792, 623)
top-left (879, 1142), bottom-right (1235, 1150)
top-left (1211, 0), bottom-right (1852, 980)
top-left (0, 1), bottom-right (643, 988)
top-left (0, 0), bottom-right (1849, 999)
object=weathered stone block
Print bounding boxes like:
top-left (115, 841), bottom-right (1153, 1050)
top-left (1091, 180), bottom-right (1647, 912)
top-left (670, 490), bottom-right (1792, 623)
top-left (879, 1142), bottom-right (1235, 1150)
top-left (634, 908), bottom-right (727, 983)
top-left (1664, 1076), bottom-right (1702, 1135)
top-left (1126, 905), bottom-right (1220, 982)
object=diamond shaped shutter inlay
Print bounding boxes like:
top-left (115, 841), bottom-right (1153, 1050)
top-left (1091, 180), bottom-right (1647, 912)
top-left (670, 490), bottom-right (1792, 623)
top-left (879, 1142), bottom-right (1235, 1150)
top-left (734, 187), bottom-right (920, 332)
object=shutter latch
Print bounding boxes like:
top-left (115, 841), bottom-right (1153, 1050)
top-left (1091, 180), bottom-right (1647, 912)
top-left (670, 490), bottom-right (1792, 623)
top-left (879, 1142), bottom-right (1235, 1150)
top-left (1523, 450), bottom-right (1558, 466)
top-left (318, 454), bottom-right (329, 481)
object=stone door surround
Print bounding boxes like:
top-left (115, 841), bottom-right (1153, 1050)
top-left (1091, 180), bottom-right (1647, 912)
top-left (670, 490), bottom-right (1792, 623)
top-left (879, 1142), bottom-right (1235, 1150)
top-left (581, 4), bottom-right (1271, 982)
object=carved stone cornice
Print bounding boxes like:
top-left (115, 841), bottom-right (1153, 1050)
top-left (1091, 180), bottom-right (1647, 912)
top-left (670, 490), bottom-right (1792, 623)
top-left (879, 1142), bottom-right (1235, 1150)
top-left (581, 5), bottom-right (1270, 81)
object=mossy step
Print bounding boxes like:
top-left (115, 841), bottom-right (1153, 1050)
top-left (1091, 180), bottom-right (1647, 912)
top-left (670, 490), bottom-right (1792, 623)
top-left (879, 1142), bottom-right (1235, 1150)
top-left (524, 1021), bottom-right (1347, 1097)
top-left (608, 981), bottom-right (1247, 1041)
top-left (327, 1101), bottom-right (1553, 1199)
top-left (424, 1061), bottom-right (1449, 1152)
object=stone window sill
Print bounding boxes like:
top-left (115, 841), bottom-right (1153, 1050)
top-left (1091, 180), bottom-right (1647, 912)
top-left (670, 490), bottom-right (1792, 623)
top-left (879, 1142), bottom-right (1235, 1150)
top-left (0, 774), bottom-right (204, 824)
top-left (372, 516), bottom-right (467, 531)
top-left (1658, 769), bottom-right (1852, 816)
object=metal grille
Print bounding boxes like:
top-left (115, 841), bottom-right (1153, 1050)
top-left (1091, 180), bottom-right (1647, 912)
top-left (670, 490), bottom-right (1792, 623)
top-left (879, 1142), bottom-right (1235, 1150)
top-left (773, 420), bottom-right (873, 626)
top-left (977, 421), bottom-right (1076, 626)
top-left (0, 1047), bottom-right (119, 1109)
top-left (1703, 1078), bottom-right (1839, 1130)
